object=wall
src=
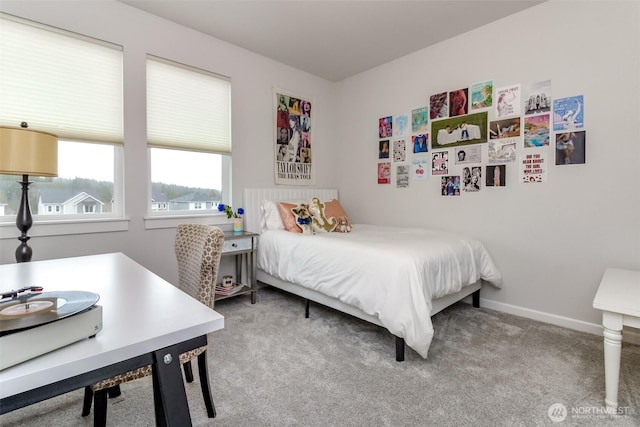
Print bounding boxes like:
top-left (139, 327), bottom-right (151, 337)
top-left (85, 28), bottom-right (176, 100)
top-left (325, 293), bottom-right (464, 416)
top-left (0, 0), bottom-right (335, 281)
top-left (1, 1), bottom-right (638, 338)
top-left (331, 0), bottom-right (640, 334)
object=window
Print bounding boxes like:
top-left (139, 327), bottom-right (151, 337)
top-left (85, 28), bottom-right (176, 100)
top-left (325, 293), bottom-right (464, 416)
top-left (146, 56), bottom-right (231, 215)
top-left (0, 140), bottom-right (121, 219)
top-left (0, 14), bottom-right (124, 222)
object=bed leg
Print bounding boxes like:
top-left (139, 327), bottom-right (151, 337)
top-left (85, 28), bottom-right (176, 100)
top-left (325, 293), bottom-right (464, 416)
top-left (305, 299), bottom-right (310, 318)
top-left (472, 289), bottom-right (480, 308)
top-left (395, 336), bottom-right (405, 362)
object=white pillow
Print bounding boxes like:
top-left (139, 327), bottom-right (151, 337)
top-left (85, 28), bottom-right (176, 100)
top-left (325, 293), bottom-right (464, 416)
top-left (260, 200), bottom-right (285, 232)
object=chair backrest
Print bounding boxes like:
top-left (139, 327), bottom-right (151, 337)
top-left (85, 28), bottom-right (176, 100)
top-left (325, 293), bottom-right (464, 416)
top-left (174, 224), bottom-right (225, 309)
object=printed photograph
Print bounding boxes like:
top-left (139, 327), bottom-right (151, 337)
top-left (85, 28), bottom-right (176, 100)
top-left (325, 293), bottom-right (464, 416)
top-left (488, 138), bottom-right (517, 163)
top-left (471, 80), bottom-right (493, 110)
top-left (379, 139), bottom-right (390, 159)
top-left (555, 131), bottom-right (586, 165)
top-left (486, 164), bottom-right (506, 187)
top-left (441, 176), bottom-right (460, 196)
top-left (378, 162), bottom-right (391, 184)
top-left (524, 114), bottom-right (550, 147)
top-left (431, 151), bottom-right (448, 175)
top-left (495, 84), bottom-right (521, 118)
top-left (455, 145), bottom-right (481, 164)
top-left (431, 112), bottom-right (488, 149)
top-left (379, 116), bottom-right (393, 138)
top-left (553, 96), bottom-right (583, 131)
top-left (412, 134), bottom-right (428, 153)
top-left (429, 92), bottom-right (448, 119)
top-left (462, 166), bottom-right (481, 192)
top-left (393, 139), bottom-right (407, 162)
top-left (449, 88), bottom-right (468, 117)
top-left (523, 80), bottom-right (551, 115)
top-left (411, 106), bottom-right (429, 133)
top-left (394, 114), bottom-right (409, 136)
top-left (489, 117), bottom-right (521, 139)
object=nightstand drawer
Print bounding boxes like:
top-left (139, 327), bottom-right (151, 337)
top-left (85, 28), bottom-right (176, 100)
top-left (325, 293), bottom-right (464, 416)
top-left (222, 238), bottom-right (252, 253)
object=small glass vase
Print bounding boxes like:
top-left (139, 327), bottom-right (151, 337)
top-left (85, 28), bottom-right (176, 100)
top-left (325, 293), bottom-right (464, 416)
top-left (233, 217), bottom-right (243, 233)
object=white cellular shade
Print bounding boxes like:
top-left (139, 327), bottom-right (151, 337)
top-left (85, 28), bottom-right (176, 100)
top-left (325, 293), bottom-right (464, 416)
top-left (146, 56), bottom-right (231, 154)
top-left (0, 15), bottom-right (123, 143)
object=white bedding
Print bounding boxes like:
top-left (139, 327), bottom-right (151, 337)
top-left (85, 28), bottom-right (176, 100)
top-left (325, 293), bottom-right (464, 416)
top-left (257, 224), bottom-right (502, 358)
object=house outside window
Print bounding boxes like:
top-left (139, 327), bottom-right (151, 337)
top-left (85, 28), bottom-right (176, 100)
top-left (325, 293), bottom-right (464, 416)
top-left (146, 56), bottom-right (231, 216)
top-left (0, 14), bottom-right (124, 224)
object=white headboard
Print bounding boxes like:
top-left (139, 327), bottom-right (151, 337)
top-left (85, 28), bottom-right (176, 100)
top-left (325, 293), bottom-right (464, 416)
top-left (243, 188), bottom-right (338, 234)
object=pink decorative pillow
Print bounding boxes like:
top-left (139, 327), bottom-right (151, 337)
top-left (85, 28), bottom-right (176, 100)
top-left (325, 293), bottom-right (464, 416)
top-left (277, 202), bottom-right (312, 233)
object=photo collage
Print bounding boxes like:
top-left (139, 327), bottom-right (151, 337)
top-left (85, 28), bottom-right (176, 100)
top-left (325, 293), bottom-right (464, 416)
top-left (377, 79), bottom-right (586, 195)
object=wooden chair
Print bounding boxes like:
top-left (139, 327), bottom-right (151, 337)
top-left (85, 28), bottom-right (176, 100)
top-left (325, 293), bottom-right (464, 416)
top-left (81, 224), bottom-right (225, 426)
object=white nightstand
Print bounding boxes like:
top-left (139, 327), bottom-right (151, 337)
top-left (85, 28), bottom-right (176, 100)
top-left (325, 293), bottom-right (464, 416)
top-left (218, 231), bottom-right (258, 304)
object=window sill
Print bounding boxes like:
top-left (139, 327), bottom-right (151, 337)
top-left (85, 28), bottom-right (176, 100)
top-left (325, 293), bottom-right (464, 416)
top-left (144, 213), bottom-right (232, 230)
top-left (0, 217), bottom-right (130, 240)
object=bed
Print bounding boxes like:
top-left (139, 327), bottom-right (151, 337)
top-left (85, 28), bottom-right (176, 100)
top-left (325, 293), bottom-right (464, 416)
top-left (243, 188), bottom-right (502, 361)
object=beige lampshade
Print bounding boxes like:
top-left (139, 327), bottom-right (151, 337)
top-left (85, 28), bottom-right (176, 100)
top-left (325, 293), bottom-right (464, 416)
top-left (0, 126), bottom-right (58, 177)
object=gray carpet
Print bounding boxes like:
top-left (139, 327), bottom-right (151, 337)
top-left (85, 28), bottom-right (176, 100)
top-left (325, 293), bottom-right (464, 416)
top-left (1, 286), bottom-right (638, 426)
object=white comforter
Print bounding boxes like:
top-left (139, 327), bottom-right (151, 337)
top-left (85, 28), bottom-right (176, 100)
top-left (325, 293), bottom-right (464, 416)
top-left (257, 224), bottom-right (502, 358)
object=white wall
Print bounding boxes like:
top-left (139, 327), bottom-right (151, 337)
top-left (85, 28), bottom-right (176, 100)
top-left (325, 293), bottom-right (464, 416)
top-left (331, 0), bottom-right (640, 333)
top-left (1, 1), bottom-right (638, 338)
top-left (0, 0), bottom-right (335, 280)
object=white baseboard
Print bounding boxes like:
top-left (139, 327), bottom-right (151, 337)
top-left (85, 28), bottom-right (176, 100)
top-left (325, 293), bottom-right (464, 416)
top-left (476, 298), bottom-right (640, 346)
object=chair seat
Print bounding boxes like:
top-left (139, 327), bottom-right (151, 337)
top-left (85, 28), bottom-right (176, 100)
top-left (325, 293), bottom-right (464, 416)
top-left (91, 345), bottom-right (207, 392)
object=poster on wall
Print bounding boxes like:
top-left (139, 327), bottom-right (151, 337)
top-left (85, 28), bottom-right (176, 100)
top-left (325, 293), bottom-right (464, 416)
top-left (555, 131), bottom-right (586, 165)
top-left (471, 80), bottom-right (493, 110)
top-left (553, 96), bottom-right (583, 131)
top-left (431, 151), bottom-right (448, 175)
top-left (523, 80), bottom-right (551, 115)
top-left (455, 145), bottom-right (481, 164)
top-left (495, 84), bottom-right (521, 118)
top-left (441, 176), bottom-right (460, 196)
top-left (462, 166), bottom-right (481, 192)
top-left (486, 165), bottom-right (506, 187)
top-left (524, 114), bottom-right (550, 147)
top-left (412, 156), bottom-right (428, 180)
top-left (429, 92), bottom-right (448, 119)
top-left (379, 116), bottom-right (393, 138)
top-left (394, 114), bottom-right (409, 136)
top-left (449, 88), bottom-right (468, 117)
top-left (396, 165), bottom-right (409, 188)
top-left (392, 139), bottom-right (407, 162)
top-left (274, 88), bottom-right (314, 185)
top-left (411, 107), bottom-right (429, 133)
top-left (488, 138), bottom-right (517, 163)
top-left (431, 111), bottom-right (488, 149)
top-left (489, 117), bottom-right (521, 139)
top-left (379, 140), bottom-right (390, 159)
top-left (378, 162), bottom-right (391, 184)
top-left (519, 151), bottom-right (547, 183)
top-left (412, 134), bottom-right (428, 153)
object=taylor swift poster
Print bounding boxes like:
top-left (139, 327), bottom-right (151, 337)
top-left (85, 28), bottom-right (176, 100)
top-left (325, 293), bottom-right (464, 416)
top-left (274, 88), bottom-right (315, 185)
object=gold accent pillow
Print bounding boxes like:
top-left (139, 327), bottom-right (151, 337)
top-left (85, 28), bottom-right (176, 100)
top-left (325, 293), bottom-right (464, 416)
top-left (309, 198), bottom-right (351, 233)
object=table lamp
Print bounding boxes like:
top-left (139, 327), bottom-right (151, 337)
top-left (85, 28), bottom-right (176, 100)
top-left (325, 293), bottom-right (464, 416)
top-left (0, 122), bottom-right (58, 262)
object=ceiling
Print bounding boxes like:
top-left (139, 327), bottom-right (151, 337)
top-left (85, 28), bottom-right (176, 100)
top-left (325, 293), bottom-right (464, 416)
top-left (120, 0), bottom-right (545, 82)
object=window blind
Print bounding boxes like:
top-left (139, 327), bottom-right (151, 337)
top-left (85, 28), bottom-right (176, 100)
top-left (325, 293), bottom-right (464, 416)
top-left (146, 55), bottom-right (231, 154)
top-left (0, 14), bottom-right (123, 144)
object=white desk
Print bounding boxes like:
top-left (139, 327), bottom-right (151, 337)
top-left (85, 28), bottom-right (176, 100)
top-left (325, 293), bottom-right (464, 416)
top-left (0, 253), bottom-right (224, 426)
top-left (592, 268), bottom-right (640, 409)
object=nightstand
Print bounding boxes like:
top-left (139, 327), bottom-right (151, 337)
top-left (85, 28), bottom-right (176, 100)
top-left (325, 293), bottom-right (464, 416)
top-left (217, 231), bottom-right (258, 304)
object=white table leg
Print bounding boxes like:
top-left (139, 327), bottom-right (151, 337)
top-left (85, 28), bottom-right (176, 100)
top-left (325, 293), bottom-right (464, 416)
top-left (602, 311), bottom-right (623, 409)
